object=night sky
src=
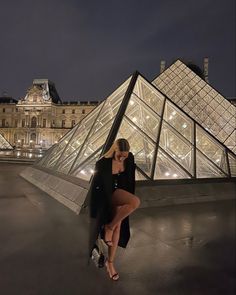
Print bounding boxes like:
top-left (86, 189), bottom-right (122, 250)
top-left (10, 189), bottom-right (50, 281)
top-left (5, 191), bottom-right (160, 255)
top-left (0, 0), bottom-right (235, 102)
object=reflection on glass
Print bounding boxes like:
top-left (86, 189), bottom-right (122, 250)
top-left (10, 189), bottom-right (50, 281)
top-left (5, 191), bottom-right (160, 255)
top-left (196, 126), bottom-right (228, 174)
top-left (196, 151), bottom-right (226, 178)
top-left (55, 103), bottom-right (103, 171)
top-left (164, 101), bottom-right (193, 142)
top-left (134, 76), bottom-right (165, 115)
top-left (154, 148), bottom-right (190, 179)
top-left (72, 148), bottom-right (102, 180)
top-left (159, 122), bottom-right (193, 174)
top-left (43, 127), bottom-right (77, 168)
top-left (126, 94), bottom-right (160, 141)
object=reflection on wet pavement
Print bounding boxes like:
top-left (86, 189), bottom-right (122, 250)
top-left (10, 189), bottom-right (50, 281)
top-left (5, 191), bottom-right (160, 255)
top-left (0, 163), bottom-right (235, 295)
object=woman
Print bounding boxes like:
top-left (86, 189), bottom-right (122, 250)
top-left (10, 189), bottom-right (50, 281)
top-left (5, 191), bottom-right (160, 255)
top-left (89, 138), bottom-right (140, 281)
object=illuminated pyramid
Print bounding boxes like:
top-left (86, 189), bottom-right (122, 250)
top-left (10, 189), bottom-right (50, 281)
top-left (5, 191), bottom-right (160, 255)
top-left (36, 71), bottom-right (236, 181)
top-left (152, 60), bottom-right (236, 154)
top-left (0, 134), bottom-right (13, 150)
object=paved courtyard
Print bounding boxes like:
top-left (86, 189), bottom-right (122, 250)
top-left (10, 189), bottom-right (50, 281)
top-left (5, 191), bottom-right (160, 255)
top-left (0, 163), bottom-right (235, 295)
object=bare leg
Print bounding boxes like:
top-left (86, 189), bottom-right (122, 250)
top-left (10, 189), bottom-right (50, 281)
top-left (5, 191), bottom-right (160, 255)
top-left (108, 189), bottom-right (140, 229)
top-left (104, 189), bottom-right (140, 243)
top-left (105, 190), bottom-right (140, 280)
top-left (106, 221), bottom-right (121, 280)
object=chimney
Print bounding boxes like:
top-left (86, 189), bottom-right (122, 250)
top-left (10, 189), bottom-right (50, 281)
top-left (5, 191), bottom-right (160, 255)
top-left (203, 57), bottom-right (209, 83)
top-left (160, 60), bottom-right (166, 73)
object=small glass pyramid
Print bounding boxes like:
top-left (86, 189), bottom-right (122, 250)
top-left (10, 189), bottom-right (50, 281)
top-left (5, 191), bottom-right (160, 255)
top-left (0, 134), bottom-right (13, 150)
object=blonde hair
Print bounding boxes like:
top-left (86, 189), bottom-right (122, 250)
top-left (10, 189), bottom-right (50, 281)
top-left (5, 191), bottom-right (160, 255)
top-left (103, 138), bottom-right (130, 158)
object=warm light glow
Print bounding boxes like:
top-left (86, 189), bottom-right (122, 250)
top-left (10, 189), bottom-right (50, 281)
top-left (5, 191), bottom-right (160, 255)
top-left (132, 117), bottom-right (137, 123)
top-left (80, 170), bottom-right (86, 175)
top-left (165, 172), bottom-right (170, 176)
top-left (169, 115), bottom-right (173, 120)
top-left (182, 123), bottom-right (187, 128)
top-left (130, 100), bottom-right (134, 105)
top-left (146, 115), bottom-right (150, 119)
top-left (172, 111), bottom-right (176, 115)
top-left (90, 169), bottom-right (94, 174)
top-left (173, 173), bottom-right (178, 177)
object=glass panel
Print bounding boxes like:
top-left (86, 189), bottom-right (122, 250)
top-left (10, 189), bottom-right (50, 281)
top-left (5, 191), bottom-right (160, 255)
top-left (116, 117), bottom-right (155, 178)
top-left (135, 169), bottom-right (148, 181)
top-left (71, 148), bottom-right (103, 180)
top-left (159, 122), bottom-right (193, 174)
top-left (54, 102), bottom-right (104, 170)
top-left (196, 150), bottom-right (226, 178)
top-left (126, 94), bottom-right (160, 141)
top-left (224, 131), bottom-right (236, 152)
top-left (134, 76), bottom-right (165, 115)
top-left (196, 126), bottom-right (228, 173)
top-left (55, 76), bottom-right (131, 173)
top-left (69, 119), bottom-right (114, 174)
top-left (154, 148), bottom-right (190, 179)
top-left (164, 101), bottom-right (193, 142)
top-left (43, 127), bottom-right (78, 169)
top-left (228, 153), bottom-right (236, 177)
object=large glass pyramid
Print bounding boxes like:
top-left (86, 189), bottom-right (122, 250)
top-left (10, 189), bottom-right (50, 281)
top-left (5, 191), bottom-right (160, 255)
top-left (0, 134), bottom-right (13, 150)
top-left (152, 60), bottom-right (236, 154)
top-left (36, 68), bottom-right (236, 181)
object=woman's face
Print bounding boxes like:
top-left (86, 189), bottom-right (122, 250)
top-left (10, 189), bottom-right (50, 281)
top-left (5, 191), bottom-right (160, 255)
top-left (114, 150), bottom-right (129, 162)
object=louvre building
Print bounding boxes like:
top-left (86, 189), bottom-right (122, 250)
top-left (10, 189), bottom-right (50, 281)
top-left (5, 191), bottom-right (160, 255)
top-left (0, 79), bottom-right (98, 149)
top-left (21, 60), bottom-right (236, 213)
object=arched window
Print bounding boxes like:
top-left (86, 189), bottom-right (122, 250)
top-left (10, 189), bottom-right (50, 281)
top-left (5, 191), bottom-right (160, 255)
top-left (31, 117), bottom-right (37, 128)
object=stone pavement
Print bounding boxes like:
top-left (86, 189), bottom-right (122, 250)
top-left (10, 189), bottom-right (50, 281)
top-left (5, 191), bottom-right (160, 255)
top-left (0, 163), bottom-right (235, 295)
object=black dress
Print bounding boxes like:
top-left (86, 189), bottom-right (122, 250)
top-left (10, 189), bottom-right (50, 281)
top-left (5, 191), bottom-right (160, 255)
top-left (88, 152), bottom-right (136, 256)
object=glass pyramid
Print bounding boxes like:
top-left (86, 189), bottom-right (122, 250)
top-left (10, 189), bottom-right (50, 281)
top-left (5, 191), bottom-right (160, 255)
top-left (0, 134), bottom-right (13, 150)
top-left (36, 69), bottom-right (236, 181)
top-left (152, 60), bottom-right (236, 154)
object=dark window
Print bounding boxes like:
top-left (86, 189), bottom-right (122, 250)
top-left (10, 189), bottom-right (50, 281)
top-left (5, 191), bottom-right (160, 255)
top-left (3, 108), bottom-right (5, 113)
top-left (72, 109), bottom-right (75, 114)
top-left (71, 120), bottom-right (75, 127)
top-left (22, 119), bottom-right (25, 127)
top-left (2, 119), bottom-right (6, 127)
top-left (62, 120), bottom-right (65, 128)
top-left (15, 119), bottom-right (18, 127)
top-left (31, 117), bottom-right (37, 128)
top-left (82, 109), bottom-right (85, 114)
top-left (43, 119), bottom-right (46, 128)
top-left (62, 109), bottom-right (65, 114)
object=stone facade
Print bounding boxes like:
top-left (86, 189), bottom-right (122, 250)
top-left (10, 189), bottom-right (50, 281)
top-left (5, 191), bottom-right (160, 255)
top-left (0, 79), bottom-right (98, 148)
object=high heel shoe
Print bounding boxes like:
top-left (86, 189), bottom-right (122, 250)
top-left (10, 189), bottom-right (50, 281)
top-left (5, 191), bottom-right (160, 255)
top-left (104, 225), bottom-right (113, 247)
top-left (105, 260), bottom-right (119, 281)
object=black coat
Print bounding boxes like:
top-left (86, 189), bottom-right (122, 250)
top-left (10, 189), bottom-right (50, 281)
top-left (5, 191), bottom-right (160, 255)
top-left (88, 152), bottom-right (136, 255)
